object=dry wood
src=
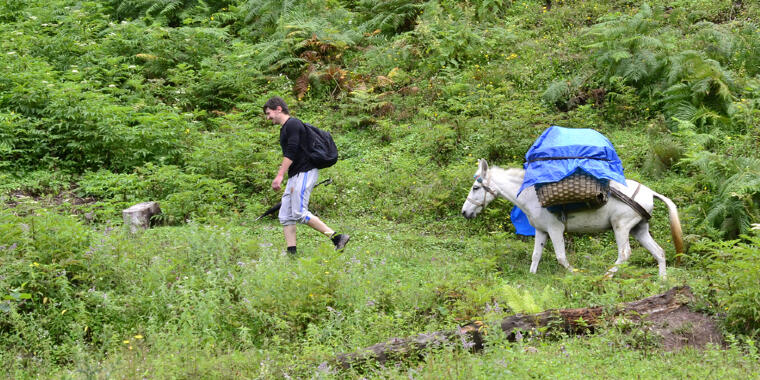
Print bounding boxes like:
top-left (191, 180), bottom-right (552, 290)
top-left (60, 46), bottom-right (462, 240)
top-left (336, 286), bottom-right (695, 369)
top-left (122, 201), bottom-right (161, 234)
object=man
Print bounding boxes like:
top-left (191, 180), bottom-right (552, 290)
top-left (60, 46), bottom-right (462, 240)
top-left (263, 96), bottom-right (350, 255)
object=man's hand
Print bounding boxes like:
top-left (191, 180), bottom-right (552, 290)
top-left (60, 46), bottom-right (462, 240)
top-left (272, 157), bottom-right (292, 191)
top-left (271, 174), bottom-right (284, 191)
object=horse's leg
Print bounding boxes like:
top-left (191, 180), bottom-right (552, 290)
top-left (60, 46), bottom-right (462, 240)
top-left (606, 222), bottom-right (636, 277)
top-left (530, 230), bottom-right (548, 274)
top-left (546, 224), bottom-right (573, 272)
top-left (632, 222), bottom-right (667, 279)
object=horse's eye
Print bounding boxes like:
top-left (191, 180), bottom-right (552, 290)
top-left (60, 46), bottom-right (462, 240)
top-left (473, 186), bottom-right (481, 191)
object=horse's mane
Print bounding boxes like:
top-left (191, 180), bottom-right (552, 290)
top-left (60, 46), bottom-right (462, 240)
top-left (491, 166), bottom-right (525, 180)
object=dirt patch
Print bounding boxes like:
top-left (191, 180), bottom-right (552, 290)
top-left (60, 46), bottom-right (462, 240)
top-left (646, 306), bottom-right (724, 351)
top-left (4, 190), bottom-right (97, 208)
top-left (3, 191), bottom-right (99, 221)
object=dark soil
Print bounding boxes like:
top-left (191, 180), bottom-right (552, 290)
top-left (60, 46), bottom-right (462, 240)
top-left (647, 305), bottom-right (724, 351)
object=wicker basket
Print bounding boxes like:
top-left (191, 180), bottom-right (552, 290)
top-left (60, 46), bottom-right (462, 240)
top-left (535, 172), bottom-right (609, 208)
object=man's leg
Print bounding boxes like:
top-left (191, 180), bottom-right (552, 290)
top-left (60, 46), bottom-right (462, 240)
top-left (278, 178), bottom-right (298, 254)
top-left (284, 224), bottom-right (297, 247)
top-left (291, 169), bottom-right (351, 250)
top-left (307, 216), bottom-right (333, 236)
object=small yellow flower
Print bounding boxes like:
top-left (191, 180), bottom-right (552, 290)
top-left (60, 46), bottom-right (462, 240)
top-left (123, 340), bottom-right (130, 344)
top-left (61, 309), bottom-right (67, 315)
top-left (134, 335), bottom-right (143, 340)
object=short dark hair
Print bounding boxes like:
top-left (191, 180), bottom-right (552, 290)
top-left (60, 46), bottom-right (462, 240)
top-left (263, 96), bottom-right (289, 114)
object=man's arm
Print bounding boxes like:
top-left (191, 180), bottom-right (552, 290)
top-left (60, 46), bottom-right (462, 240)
top-left (272, 156), bottom-right (293, 191)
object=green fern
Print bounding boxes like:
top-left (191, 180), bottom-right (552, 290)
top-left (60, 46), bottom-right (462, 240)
top-left (542, 74), bottom-right (590, 111)
top-left (584, 3), bottom-right (671, 87)
top-left (694, 21), bottom-right (736, 64)
top-left (661, 51), bottom-right (734, 130)
top-left (542, 80), bottom-right (572, 108)
top-left (356, 0), bottom-right (425, 35)
top-left (108, 0), bottom-right (233, 26)
top-left (241, 0), bottom-right (297, 39)
top-left (501, 284), bottom-right (553, 314)
top-left (680, 145), bottom-right (760, 238)
top-left (246, 12), bottom-right (359, 73)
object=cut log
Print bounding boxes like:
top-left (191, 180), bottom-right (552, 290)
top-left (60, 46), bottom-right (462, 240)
top-left (336, 286), bottom-right (715, 368)
top-left (122, 201), bottom-right (161, 234)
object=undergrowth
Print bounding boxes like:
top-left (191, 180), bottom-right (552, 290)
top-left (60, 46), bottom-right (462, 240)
top-left (2, 0), bottom-right (760, 377)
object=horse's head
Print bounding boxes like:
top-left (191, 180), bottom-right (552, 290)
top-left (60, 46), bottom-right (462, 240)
top-left (462, 159), bottom-right (499, 219)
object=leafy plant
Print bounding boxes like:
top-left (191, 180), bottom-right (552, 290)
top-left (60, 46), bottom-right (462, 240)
top-left (660, 50), bottom-right (734, 131)
top-left (584, 3), bottom-right (671, 91)
top-left (501, 284), bottom-right (553, 314)
top-left (245, 8), bottom-right (359, 98)
top-left (78, 163), bottom-right (237, 223)
top-left (355, 0), bottom-right (425, 35)
top-left (407, 3), bottom-right (488, 72)
top-left (240, 0), bottom-right (299, 40)
top-left (704, 232), bottom-right (760, 336)
top-left (107, 0), bottom-right (234, 26)
top-left (674, 118), bottom-right (760, 238)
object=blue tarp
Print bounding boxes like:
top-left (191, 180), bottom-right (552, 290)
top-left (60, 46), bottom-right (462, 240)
top-left (512, 126), bottom-right (626, 236)
top-left (518, 126), bottom-right (626, 195)
top-left (510, 206), bottom-right (535, 236)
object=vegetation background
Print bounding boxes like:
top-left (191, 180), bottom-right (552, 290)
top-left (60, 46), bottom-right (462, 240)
top-left (1, 0), bottom-right (760, 378)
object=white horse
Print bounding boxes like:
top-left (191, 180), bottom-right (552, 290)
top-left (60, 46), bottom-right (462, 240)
top-left (461, 159), bottom-right (683, 278)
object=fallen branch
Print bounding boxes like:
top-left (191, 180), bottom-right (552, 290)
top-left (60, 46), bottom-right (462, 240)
top-left (336, 286), bottom-right (702, 368)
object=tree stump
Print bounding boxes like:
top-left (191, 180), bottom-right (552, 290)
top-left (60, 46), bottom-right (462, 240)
top-left (122, 202), bottom-right (161, 234)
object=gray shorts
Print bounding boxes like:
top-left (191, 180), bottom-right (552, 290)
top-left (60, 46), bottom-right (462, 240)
top-left (279, 168), bottom-right (318, 226)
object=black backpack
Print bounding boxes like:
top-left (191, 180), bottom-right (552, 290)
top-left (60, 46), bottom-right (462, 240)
top-left (302, 123), bottom-right (338, 169)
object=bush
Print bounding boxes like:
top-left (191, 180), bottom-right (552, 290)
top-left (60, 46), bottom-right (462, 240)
top-left (702, 233), bottom-right (760, 337)
top-left (78, 163), bottom-right (238, 223)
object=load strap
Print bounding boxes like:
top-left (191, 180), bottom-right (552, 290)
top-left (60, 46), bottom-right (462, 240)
top-left (527, 156), bottom-right (612, 163)
top-left (610, 184), bottom-right (651, 221)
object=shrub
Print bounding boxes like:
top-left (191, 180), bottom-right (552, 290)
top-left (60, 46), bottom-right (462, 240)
top-left (406, 3), bottom-right (488, 73)
top-left (674, 118), bottom-right (760, 238)
top-left (552, 3), bottom-right (737, 132)
top-left (702, 233), bottom-right (760, 337)
top-left (354, 0), bottom-right (425, 35)
top-left (77, 163), bottom-right (237, 223)
top-left (0, 210), bottom-right (99, 365)
top-left (105, 0), bottom-right (235, 26)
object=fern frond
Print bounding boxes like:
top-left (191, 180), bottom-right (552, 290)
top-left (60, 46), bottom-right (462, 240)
top-left (501, 284), bottom-right (543, 314)
top-left (357, 0), bottom-right (424, 35)
top-left (542, 80), bottom-right (571, 106)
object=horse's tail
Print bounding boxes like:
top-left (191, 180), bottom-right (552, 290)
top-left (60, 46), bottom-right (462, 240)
top-left (652, 192), bottom-right (684, 254)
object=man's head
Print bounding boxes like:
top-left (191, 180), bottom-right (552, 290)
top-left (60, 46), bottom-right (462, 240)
top-left (263, 96), bottom-right (290, 125)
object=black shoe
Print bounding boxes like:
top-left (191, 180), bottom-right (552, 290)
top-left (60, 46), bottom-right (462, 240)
top-left (332, 234), bottom-right (350, 250)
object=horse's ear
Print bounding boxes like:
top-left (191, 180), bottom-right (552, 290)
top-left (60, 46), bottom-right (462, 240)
top-left (479, 159), bottom-right (489, 174)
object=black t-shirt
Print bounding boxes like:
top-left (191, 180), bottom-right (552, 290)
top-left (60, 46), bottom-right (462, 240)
top-left (279, 117), bottom-right (316, 177)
